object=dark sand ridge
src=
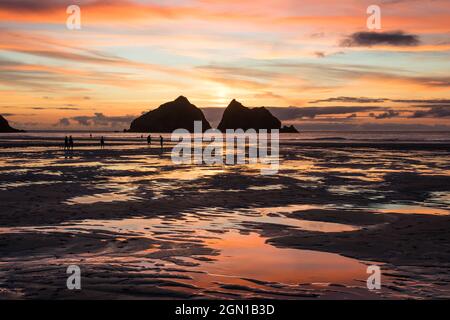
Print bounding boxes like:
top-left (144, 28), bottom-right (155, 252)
top-left (0, 140), bottom-right (449, 299)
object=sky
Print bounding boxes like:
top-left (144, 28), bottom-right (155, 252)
top-left (0, 0), bottom-right (449, 131)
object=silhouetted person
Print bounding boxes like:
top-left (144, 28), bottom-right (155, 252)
top-left (90, 133), bottom-right (92, 139)
top-left (160, 135), bottom-right (163, 150)
top-left (69, 136), bottom-right (74, 150)
top-left (147, 135), bottom-right (151, 145)
top-left (64, 136), bottom-right (69, 150)
top-left (100, 136), bottom-right (105, 149)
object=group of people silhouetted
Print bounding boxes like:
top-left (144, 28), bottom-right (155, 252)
top-left (146, 134), bottom-right (164, 150)
top-left (64, 135), bottom-right (105, 151)
top-left (63, 134), bottom-right (164, 152)
top-left (64, 136), bottom-right (74, 151)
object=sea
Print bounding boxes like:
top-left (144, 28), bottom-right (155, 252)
top-left (1, 130), bottom-right (450, 145)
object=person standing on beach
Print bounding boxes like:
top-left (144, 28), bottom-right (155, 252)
top-left (64, 136), bottom-right (69, 150)
top-left (100, 136), bottom-right (105, 149)
top-left (160, 135), bottom-right (163, 150)
top-left (69, 136), bottom-right (74, 150)
top-left (147, 135), bottom-right (151, 146)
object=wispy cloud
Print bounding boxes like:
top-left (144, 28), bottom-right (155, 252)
top-left (310, 96), bottom-right (387, 104)
top-left (410, 107), bottom-right (450, 118)
top-left (392, 99), bottom-right (450, 104)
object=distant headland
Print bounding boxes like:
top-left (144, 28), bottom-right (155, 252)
top-left (0, 115), bottom-right (24, 133)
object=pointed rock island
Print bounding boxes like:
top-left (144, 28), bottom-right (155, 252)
top-left (218, 99), bottom-right (281, 131)
top-left (0, 115), bottom-right (23, 133)
top-left (128, 96), bottom-right (211, 133)
top-left (217, 99), bottom-right (298, 133)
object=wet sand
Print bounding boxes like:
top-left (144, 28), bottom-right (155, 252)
top-left (0, 139), bottom-right (449, 299)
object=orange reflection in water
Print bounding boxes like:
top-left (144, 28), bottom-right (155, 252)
top-left (200, 231), bottom-right (367, 285)
top-left (376, 204), bottom-right (449, 216)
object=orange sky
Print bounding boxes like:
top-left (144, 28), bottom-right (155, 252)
top-left (0, 0), bottom-right (449, 130)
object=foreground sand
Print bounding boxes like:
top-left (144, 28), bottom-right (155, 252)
top-left (0, 140), bottom-right (449, 299)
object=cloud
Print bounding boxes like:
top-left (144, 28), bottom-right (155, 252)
top-left (313, 51), bottom-right (345, 58)
top-left (311, 97), bottom-right (450, 105)
top-left (31, 106), bottom-right (84, 111)
top-left (0, 0), bottom-right (60, 12)
top-left (71, 115), bottom-right (91, 126)
top-left (20, 50), bottom-right (123, 64)
top-left (410, 106), bottom-right (450, 118)
top-left (0, 54), bottom-right (162, 92)
top-left (411, 76), bottom-right (450, 87)
top-left (372, 110), bottom-right (400, 119)
top-left (56, 113), bottom-right (137, 128)
top-left (57, 118), bottom-right (70, 126)
top-left (267, 106), bottom-right (382, 120)
top-left (199, 59), bottom-right (450, 94)
top-left (412, 104), bottom-right (450, 108)
top-left (254, 91), bottom-right (284, 100)
top-left (391, 99), bottom-right (450, 104)
top-left (310, 96), bottom-right (386, 104)
top-left (314, 51), bottom-right (326, 58)
top-left (340, 31), bottom-right (420, 47)
top-left (295, 122), bottom-right (450, 132)
top-left (284, 61), bottom-right (450, 88)
top-left (75, 113), bottom-right (136, 126)
top-left (0, 0), bottom-right (448, 36)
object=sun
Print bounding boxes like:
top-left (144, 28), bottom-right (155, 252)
top-left (215, 86), bottom-right (229, 106)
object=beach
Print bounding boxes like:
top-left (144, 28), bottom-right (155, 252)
top-left (0, 132), bottom-right (449, 299)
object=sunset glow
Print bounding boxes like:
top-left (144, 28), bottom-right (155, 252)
top-left (0, 0), bottom-right (449, 130)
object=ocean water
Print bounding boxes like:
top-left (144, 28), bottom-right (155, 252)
top-left (1, 130), bottom-right (449, 144)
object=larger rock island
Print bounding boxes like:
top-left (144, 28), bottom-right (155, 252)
top-left (128, 96), bottom-right (212, 133)
top-left (0, 115), bottom-right (23, 133)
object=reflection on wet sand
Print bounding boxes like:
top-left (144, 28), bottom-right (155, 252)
top-left (0, 213), bottom-right (369, 299)
top-left (200, 231), bottom-right (366, 285)
top-left (373, 204), bottom-right (449, 216)
top-left (65, 189), bottom-right (143, 205)
top-left (0, 139), bottom-right (449, 299)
